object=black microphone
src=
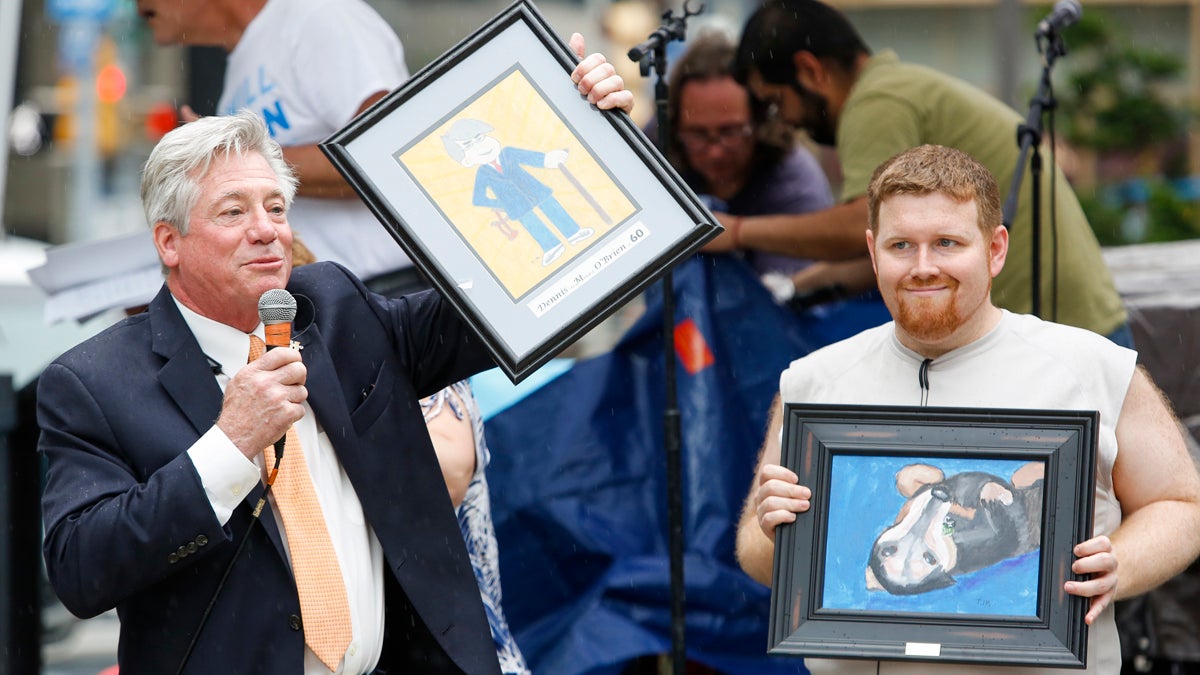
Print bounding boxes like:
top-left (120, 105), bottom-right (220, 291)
top-left (258, 289), bottom-right (297, 460)
top-left (1036, 0), bottom-right (1082, 36)
top-left (628, 26), bottom-right (674, 63)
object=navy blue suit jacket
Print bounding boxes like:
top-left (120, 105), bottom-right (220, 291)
top-left (38, 262), bottom-right (502, 674)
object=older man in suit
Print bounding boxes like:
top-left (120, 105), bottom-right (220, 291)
top-left (38, 45), bottom-right (630, 673)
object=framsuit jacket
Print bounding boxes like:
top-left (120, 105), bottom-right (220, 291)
top-left (38, 262), bottom-right (503, 674)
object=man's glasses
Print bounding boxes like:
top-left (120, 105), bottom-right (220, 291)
top-left (677, 123), bottom-right (753, 151)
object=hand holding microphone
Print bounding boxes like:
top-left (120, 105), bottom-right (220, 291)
top-left (217, 290), bottom-right (306, 461)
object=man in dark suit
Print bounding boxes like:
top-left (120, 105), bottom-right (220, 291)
top-left (38, 109), bottom-right (492, 675)
top-left (37, 47), bottom-right (630, 672)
